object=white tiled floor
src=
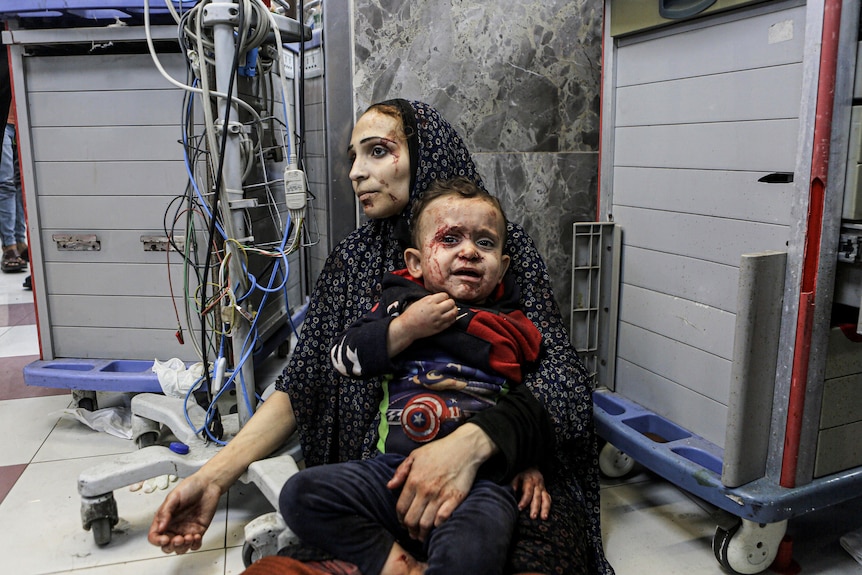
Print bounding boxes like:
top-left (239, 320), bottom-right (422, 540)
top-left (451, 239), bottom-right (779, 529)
top-left (2, 268), bottom-right (862, 574)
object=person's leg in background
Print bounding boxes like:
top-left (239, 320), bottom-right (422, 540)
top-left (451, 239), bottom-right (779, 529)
top-left (1, 44), bottom-right (28, 287)
top-left (10, 124), bottom-right (27, 260)
top-left (11, 122), bottom-right (30, 290)
top-left (0, 122), bottom-right (25, 274)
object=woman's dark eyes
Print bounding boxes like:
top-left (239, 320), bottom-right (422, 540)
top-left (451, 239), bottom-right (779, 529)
top-left (371, 145), bottom-right (388, 157)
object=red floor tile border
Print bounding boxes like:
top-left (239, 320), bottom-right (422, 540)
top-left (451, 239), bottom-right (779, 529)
top-left (0, 355), bottom-right (69, 401)
top-left (0, 302), bottom-right (36, 328)
top-left (0, 464), bottom-right (27, 506)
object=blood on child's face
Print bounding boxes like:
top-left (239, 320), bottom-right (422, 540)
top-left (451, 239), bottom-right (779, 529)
top-left (413, 196), bottom-right (509, 304)
top-left (347, 110), bottom-right (411, 220)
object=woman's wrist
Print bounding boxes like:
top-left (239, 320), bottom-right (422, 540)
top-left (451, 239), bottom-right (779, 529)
top-left (454, 422), bottom-right (498, 467)
top-left (195, 450), bottom-right (245, 495)
top-left (199, 392), bottom-right (295, 493)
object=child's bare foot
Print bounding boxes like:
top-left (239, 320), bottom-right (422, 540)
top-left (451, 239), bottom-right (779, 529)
top-left (380, 542), bottom-right (428, 575)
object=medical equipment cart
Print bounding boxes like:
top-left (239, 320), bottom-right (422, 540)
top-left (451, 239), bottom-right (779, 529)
top-left (574, 1), bottom-right (862, 573)
top-left (2, 1), bottom-right (306, 407)
top-left (1, 0), bottom-right (314, 550)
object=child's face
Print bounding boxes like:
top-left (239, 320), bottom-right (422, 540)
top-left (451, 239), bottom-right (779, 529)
top-left (405, 196), bottom-right (510, 304)
top-left (347, 110), bottom-right (411, 220)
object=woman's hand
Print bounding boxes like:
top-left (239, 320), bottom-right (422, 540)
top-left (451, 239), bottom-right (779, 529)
top-left (147, 473), bottom-right (223, 554)
top-left (386, 423), bottom-right (496, 541)
top-left (147, 392), bottom-right (295, 554)
top-left (511, 467), bottom-right (551, 520)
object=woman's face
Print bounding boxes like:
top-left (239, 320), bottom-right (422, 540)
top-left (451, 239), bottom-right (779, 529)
top-left (348, 109), bottom-right (411, 219)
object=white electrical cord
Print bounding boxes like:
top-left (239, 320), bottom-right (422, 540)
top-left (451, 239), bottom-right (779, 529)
top-left (143, 0), bottom-right (265, 123)
top-left (260, 4), bottom-right (300, 167)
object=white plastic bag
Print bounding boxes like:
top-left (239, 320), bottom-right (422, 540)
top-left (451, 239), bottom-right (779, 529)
top-left (62, 406), bottom-right (132, 439)
top-left (152, 358), bottom-right (205, 398)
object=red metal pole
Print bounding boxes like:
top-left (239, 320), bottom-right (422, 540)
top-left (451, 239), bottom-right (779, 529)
top-left (780, 0), bottom-right (843, 488)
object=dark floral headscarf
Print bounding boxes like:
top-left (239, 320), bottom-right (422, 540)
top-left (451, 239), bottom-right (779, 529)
top-left (277, 100), bottom-right (612, 575)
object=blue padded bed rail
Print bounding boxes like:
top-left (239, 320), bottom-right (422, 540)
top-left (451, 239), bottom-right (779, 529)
top-left (24, 359), bottom-right (165, 392)
top-left (22, 301), bottom-right (309, 393)
top-left (594, 388), bottom-right (862, 524)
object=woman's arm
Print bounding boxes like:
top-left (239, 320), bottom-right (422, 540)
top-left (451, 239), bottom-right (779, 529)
top-left (148, 391), bottom-right (295, 553)
top-left (469, 382), bottom-right (554, 481)
top-left (385, 382), bottom-right (554, 541)
top-left (506, 222), bottom-right (594, 450)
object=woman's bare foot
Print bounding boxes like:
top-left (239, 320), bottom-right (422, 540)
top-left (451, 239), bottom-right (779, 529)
top-left (380, 542), bottom-right (428, 575)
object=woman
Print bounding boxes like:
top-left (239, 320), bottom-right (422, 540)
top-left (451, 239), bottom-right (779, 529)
top-left (149, 99), bottom-right (612, 575)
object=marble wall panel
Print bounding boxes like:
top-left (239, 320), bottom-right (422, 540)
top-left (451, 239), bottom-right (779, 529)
top-left (473, 150), bottom-right (599, 324)
top-left (352, 0), bottom-right (603, 327)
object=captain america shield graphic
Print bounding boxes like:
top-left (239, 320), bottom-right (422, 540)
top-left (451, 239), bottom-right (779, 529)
top-left (401, 394), bottom-right (450, 443)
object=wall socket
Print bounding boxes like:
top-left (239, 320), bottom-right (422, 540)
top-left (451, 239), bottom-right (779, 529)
top-left (304, 47), bottom-right (324, 78)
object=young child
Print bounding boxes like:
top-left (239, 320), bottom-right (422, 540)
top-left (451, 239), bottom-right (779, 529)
top-left (280, 177), bottom-right (549, 575)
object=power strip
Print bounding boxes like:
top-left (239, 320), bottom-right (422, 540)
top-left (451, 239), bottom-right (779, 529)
top-left (304, 47), bottom-right (324, 78)
top-left (283, 51), bottom-right (295, 79)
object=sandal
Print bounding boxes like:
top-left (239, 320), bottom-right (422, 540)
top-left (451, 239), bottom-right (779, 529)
top-left (1, 247), bottom-right (25, 273)
top-left (16, 242), bottom-right (28, 262)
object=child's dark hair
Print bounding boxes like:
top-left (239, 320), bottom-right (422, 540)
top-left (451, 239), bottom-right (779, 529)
top-left (409, 176), bottom-right (508, 248)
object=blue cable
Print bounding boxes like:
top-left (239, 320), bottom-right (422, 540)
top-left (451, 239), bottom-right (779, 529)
top-left (184, 211), bottom-right (294, 437)
top-left (229, 212), bottom-right (294, 412)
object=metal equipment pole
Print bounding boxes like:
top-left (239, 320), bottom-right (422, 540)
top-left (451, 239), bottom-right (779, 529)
top-left (205, 0), bottom-right (256, 426)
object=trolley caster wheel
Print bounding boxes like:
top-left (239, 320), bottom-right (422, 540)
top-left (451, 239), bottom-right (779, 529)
top-left (598, 442), bottom-right (636, 478)
top-left (712, 519), bottom-right (787, 574)
top-left (135, 431), bottom-right (159, 449)
top-left (243, 541), bottom-right (258, 568)
top-left (242, 511), bottom-right (298, 567)
top-left (91, 517), bottom-right (113, 546)
top-left (73, 390), bottom-right (98, 411)
top-left (81, 493), bottom-right (119, 547)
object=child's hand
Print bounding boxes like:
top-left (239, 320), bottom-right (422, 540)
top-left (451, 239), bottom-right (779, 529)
top-left (387, 293), bottom-right (458, 357)
top-left (511, 467), bottom-right (551, 520)
top-left (401, 293), bottom-right (458, 339)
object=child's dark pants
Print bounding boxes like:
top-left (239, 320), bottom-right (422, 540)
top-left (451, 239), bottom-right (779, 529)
top-left (280, 452), bottom-right (518, 575)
